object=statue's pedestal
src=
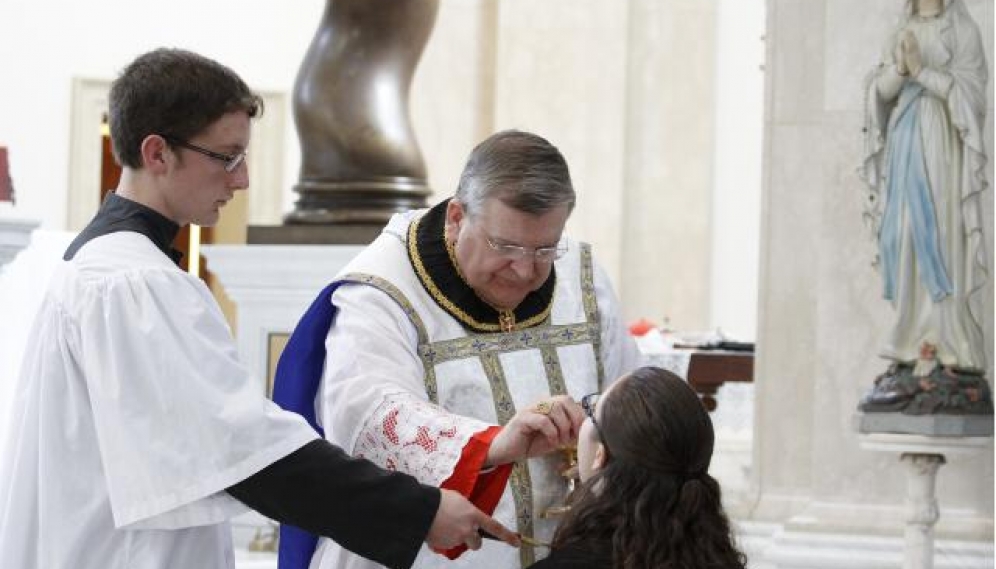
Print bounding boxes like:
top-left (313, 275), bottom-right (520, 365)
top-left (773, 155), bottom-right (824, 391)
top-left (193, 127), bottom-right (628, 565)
top-left (854, 412), bottom-right (993, 437)
top-left (857, 431), bottom-right (993, 569)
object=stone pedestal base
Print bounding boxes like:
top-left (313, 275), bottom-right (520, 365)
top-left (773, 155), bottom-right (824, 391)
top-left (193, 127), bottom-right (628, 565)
top-left (858, 433), bottom-right (992, 569)
top-left (854, 412), bottom-right (994, 437)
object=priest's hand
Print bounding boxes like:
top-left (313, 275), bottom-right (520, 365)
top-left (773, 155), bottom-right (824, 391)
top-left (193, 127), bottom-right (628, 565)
top-left (426, 489), bottom-right (520, 550)
top-left (484, 395), bottom-right (584, 466)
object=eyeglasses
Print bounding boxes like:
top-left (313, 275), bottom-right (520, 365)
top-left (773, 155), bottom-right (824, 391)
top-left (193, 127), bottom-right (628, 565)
top-left (483, 233), bottom-right (568, 263)
top-left (580, 392), bottom-right (608, 449)
top-left (161, 135), bottom-right (247, 173)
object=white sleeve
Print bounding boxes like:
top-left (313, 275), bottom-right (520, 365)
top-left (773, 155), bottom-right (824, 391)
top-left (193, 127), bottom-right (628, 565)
top-left (321, 283), bottom-right (492, 486)
top-left (80, 267), bottom-right (318, 530)
top-left (591, 260), bottom-right (642, 385)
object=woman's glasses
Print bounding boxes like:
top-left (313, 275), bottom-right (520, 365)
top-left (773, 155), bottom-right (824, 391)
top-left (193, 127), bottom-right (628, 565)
top-left (580, 392), bottom-right (608, 449)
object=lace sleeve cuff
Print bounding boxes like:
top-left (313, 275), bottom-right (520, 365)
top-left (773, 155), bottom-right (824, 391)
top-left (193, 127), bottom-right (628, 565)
top-left (353, 392), bottom-right (492, 486)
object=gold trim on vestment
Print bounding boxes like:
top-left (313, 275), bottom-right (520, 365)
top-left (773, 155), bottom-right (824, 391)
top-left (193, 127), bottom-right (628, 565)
top-left (417, 322), bottom-right (598, 365)
top-left (408, 214), bottom-right (552, 333)
top-left (540, 346), bottom-right (568, 397)
top-left (337, 272), bottom-right (439, 403)
top-left (510, 463), bottom-right (536, 567)
top-left (578, 243), bottom-right (606, 388)
top-left (480, 353), bottom-right (536, 567)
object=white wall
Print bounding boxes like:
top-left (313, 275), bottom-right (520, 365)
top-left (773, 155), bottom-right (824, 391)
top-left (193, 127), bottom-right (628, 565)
top-left (0, 0), bottom-right (325, 228)
top-left (0, 0), bottom-right (761, 336)
top-left (711, 0), bottom-right (765, 341)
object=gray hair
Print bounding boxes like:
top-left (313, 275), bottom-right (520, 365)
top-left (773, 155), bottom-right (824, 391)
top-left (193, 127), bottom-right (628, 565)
top-left (454, 130), bottom-right (576, 216)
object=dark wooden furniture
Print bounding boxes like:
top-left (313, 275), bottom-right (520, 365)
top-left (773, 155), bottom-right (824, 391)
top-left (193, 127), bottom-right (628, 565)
top-left (686, 351), bottom-right (754, 412)
top-left (0, 147), bottom-right (12, 202)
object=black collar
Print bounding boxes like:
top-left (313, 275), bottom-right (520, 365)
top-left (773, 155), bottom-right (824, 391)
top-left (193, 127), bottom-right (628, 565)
top-left (406, 199), bottom-right (555, 333)
top-left (64, 192), bottom-right (183, 264)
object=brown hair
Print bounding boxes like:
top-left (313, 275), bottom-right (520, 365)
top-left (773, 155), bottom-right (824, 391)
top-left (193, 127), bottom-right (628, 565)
top-left (109, 48), bottom-right (263, 169)
top-left (552, 367), bottom-right (747, 568)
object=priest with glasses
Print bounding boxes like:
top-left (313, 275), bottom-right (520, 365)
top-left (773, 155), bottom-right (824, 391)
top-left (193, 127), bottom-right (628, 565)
top-left (275, 130), bottom-right (641, 569)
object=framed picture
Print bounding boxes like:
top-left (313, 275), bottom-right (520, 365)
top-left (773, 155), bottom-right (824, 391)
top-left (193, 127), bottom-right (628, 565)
top-left (265, 332), bottom-right (291, 399)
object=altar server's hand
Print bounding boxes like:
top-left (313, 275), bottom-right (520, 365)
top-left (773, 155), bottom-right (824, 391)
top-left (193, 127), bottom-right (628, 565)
top-left (485, 395), bottom-right (584, 466)
top-left (426, 489), bottom-right (520, 550)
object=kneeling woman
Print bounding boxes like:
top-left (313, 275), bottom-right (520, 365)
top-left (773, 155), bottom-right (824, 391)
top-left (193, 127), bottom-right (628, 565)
top-left (530, 366), bottom-right (747, 569)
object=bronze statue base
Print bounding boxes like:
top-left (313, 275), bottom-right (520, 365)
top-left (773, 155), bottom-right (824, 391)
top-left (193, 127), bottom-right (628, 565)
top-left (247, 223), bottom-right (383, 246)
top-left (285, 180), bottom-right (430, 226)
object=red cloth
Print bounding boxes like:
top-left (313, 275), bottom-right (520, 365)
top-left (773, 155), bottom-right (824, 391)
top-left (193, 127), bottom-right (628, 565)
top-left (437, 426), bottom-right (514, 559)
top-left (628, 317), bottom-right (656, 336)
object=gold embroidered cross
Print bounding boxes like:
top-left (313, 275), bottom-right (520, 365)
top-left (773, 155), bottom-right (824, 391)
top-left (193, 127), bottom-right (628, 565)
top-left (498, 310), bottom-right (515, 333)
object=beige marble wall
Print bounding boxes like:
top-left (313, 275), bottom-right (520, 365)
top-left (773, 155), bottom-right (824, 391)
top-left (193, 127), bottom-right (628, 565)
top-left (410, 0), bottom-right (718, 328)
top-left (493, 0), bottom-right (630, 298)
top-left (412, 0), bottom-right (499, 204)
top-left (620, 0), bottom-right (717, 331)
top-left (750, 0), bottom-right (994, 542)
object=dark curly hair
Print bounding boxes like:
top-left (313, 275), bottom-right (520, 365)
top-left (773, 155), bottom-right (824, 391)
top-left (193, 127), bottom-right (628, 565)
top-left (551, 366), bottom-right (747, 569)
top-left (108, 48), bottom-right (263, 169)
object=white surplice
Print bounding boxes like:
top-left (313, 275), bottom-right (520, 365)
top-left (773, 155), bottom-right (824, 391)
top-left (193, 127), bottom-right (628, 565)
top-left (0, 232), bottom-right (318, 569)
top-left (310, 211), bottom-right (641, 569)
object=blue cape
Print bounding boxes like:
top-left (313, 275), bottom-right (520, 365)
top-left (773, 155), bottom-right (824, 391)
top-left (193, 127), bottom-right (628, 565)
top-left (271, 282), bottom-right (343, 569)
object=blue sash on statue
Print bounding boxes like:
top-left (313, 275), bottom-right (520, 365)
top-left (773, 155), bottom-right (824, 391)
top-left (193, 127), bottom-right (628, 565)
top-left (271, 281), bottom-right (343, 569)
top-left (879, 82), bottom-right (953, 302)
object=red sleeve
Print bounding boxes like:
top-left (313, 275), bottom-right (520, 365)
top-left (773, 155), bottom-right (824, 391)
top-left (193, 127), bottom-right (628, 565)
top-left (437, 426), bottom-right (514, 559)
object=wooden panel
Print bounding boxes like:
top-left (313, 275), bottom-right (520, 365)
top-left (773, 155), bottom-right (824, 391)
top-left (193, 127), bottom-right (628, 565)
top-left (266, 333), bottom-right (290, 399)
top-left (686, 351), bottom-right (753, 411)
top-left (0, 147), bottom-right (12, 202)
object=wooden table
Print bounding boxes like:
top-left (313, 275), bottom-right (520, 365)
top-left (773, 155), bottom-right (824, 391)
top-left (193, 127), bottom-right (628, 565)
top-left (686, 351), bottom-right (754, 411)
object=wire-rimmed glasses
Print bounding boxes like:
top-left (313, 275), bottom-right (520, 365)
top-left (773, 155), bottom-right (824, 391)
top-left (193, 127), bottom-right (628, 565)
top-left (482, 233), bottom-right (568, 263)
top-left (580, 392), bottom-right (608, 449)
top-left (161, 134), bottom-right (246, 172)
